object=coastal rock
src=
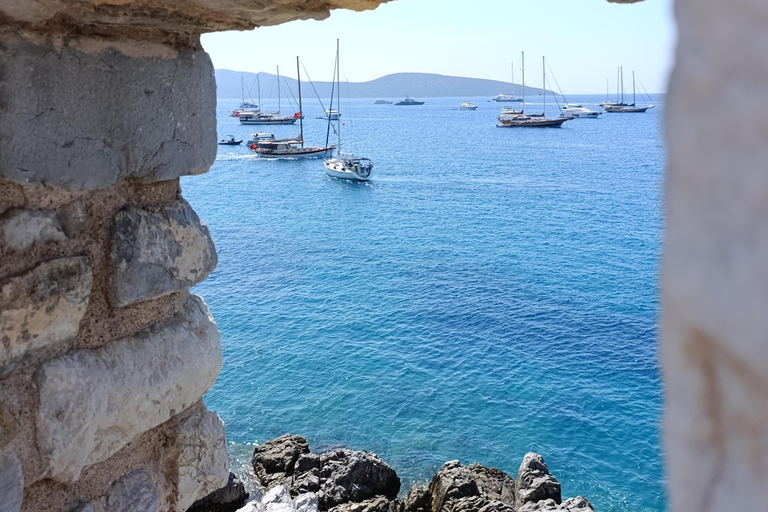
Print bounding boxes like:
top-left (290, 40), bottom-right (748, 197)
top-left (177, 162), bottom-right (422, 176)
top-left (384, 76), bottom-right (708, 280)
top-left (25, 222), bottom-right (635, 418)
top-left (515, 454), bottom-right (561, 509)
top-left (0, 453), bottom-right (23, 512)
top-left (290, 449), bottom-right (400, 510)
top-left (402, 485), bottom-right (431, 512)
top-left (429, 460), bottom-right (515, 512)
top-left (327, 496), bottom-right (399, 512)
top-left (187, 472), bottom-right (249, 512)
top-left (238, 485), bottom-right (319, 512)
top-left (0, 209), bottom-right (66, 251)
top-left (252, 434), bottom-right (310, 488)
top-left (518, 497), bottom-right (593, 512)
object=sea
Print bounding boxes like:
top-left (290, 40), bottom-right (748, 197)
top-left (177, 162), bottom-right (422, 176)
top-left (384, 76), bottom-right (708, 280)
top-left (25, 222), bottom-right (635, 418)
top-left (181, 94), bottom-right (666, 512)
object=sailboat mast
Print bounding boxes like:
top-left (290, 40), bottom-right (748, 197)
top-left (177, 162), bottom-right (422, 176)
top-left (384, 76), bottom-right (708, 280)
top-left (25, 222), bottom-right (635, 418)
top-left (522, 51), bottom-right (525, 106)
top-left (296, 57), bottom-right (304, 147)
top-left (336, 39), bottom-right (341, 153)
top-left (241, 77), bottom-right (244, 103)
top-left (542, 56), bottom-right (546, 116)
top-left (277, 66), bottom-right (281, 114)
top-left (633, 70), bottom-right (636, 106)
top-left (257, 75), bottom-right (261, 111)
top-left (620, 66), bottom-right (624, 105)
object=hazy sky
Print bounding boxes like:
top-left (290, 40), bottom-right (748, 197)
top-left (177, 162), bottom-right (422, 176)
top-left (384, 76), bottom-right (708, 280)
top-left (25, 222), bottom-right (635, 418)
top-left (202, 0), bottom-right (676, 94)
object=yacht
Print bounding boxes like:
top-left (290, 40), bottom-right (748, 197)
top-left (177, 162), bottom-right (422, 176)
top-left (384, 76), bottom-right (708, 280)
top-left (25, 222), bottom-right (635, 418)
top-left (317, 109), bottom-right (340, 120)
top-left (218, 135), bottom-right (243, 145)
top-left (374, 99), bottom-right (393, 105)
top-left (394, 95), bottom-right (425, 106)
top-left (459, 101), bottom-right (477, 110)
top-left (239, 111), bottom-right (298, 125)
top-left (500, 106), bottom-right (523, 115)
top-left (493, 93), bottom-right (523, 103)
top-left (561, 104), bottom-right (602, 118)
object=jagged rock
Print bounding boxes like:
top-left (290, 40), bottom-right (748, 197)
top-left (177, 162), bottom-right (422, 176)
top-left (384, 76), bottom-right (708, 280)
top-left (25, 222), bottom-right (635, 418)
top-left (239, 485), bottom-right (319, 512)
top-left (327, 496), bottom-right (400, 512)
top-left (290, 449), bottom-right (400, 510)
top-left (429, 460), bottom-right (515, 512)
top-left (187, 472), bottom-right (249, 512)
top-left (252, 434), bottom-right (311, 488)
top-left (515, 454), bottom-right (561, 509)
top-left (402, 485), bottom-right (431, 512)
top-left (441, 496), bottom-right (514, 512)
top-left (294, 493), bottom-right (321, 512)
top-left (106, 469), bottom-right (160, 512)
top-left (518, 497), bottom-right (593, 512)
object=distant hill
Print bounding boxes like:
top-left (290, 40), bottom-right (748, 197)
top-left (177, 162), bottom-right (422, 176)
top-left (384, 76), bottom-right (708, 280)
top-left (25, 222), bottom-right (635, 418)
top-left (215, 69), bottom-right (548, 100)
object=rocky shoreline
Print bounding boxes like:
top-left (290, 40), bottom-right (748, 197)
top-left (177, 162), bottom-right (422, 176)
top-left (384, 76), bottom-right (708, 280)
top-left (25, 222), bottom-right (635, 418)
top-left (188, 435), bottom-right (595, 512)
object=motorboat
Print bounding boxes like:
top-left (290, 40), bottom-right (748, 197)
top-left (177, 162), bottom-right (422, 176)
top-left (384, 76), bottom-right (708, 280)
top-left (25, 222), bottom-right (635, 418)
top-left (500, 106), bottom-right (523, 115)
top-left (493, 93), bottom-right (523, 103)
top-left (374, 99), bottom-right (393, 105)
top-left (561, 104), bottom-right (602, 118)
top-left (394, 95), bottom-right (425, 106)
top-left (317, 109), bottom-right (340, 120)
top-left (323, 40), bottom-right (374, 181)
top-left (218, 135), bottom-right (243, 145)
top-left (459, 101), bottom-right (477, 110)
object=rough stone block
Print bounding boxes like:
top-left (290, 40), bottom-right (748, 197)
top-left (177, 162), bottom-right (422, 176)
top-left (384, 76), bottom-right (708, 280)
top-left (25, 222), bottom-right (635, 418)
top-left (106, 469), bottom-right (160, 512)
top-left (110, 198), bottom-right (217, 307)
top-left (0, 453), bottom-right (23, 512)
top-left (0, 209), bottom-right (67, 251)
top-left (175, 406), bottom-right (230, 512)
top-left (0, 404), bottom-right (17, 449)
top-left (0, 257), bottom-right (93, 374)
top-left (35, 294), bottom-right (222, 483)
top-left (0, 33), bottom-right (216, 190)
top-left (68, 504), bottom-right (94, 512)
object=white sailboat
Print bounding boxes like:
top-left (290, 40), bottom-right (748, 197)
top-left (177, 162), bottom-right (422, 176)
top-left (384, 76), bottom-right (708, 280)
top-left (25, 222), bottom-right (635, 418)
top-left (324, 40), bottom-right (373, 181)
top-left (240, 67), bottom-right (299, 125)
top-left (603, 68), bottom-right (654, 113)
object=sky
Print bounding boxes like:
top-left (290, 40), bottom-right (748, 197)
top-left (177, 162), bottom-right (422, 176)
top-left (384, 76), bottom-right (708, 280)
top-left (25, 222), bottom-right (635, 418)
top-left (201, 0), bottom-right (676, 94)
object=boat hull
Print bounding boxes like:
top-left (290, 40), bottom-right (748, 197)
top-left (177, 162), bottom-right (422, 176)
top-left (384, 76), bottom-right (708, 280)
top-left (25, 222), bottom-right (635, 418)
top-left (255, 146), bottom-right (333, 159)
top-left (603, 106), bottom-right (652, 113)
top-left (497, 116), bottom-right (572, 128)
top-left (324, 158), bottom-right (372, 181)
top-left (240, 118), bottom-right (298, 125)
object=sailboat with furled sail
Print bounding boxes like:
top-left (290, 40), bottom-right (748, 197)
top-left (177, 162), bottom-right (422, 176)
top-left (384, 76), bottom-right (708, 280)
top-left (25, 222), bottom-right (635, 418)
top-left (251, 58), bottom-right (334, 158)
top-left (323, 40), bottom-right (373, 181)
top-left (497, 53), bottom-right (572, 128)
top-left (239, 66), bottom-right (300, 125)
top-left (603, 67), bottom-right (654, 113)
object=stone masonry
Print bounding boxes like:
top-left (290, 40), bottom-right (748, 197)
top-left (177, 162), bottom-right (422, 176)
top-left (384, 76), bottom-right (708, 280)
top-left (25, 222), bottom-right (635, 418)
top-left (0, 2), bottom-right (388, 512)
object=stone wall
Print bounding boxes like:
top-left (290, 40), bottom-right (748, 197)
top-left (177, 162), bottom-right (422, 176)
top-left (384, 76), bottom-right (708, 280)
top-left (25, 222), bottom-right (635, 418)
top-left (0, 2), bottom-right (388, 511)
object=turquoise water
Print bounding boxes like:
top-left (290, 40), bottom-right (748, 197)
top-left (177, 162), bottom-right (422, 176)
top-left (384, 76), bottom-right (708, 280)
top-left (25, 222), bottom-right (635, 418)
top-left (182, 95), bottom-right (665, 512)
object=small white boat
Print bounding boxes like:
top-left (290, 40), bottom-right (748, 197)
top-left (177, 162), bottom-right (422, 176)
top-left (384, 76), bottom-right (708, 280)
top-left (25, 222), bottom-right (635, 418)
top-left (324, 155), bottom-right (373, 181)
top-left (318, 109), bottom-right (340, 120)
top-left (500, 106), bottom-right (523, 115)
top-left (561, 104), bottom-right (602, 118)
top-left (493, 93), bottom-right (522, 103)
top-left (459, 101), bottom-right (477, 110)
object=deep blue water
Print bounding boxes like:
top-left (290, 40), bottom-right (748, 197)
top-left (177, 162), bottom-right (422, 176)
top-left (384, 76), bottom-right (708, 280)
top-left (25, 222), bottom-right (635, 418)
top-left (182, 95), bottom-right (665, 512)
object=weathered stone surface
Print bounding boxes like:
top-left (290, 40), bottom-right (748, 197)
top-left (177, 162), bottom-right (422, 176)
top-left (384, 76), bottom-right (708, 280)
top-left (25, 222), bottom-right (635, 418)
top-left (515, 454), bottom-right (560, 509)
top-left (187, 472), bottom-right (248, 512)
top-left (0, 256), bottom-right (93, 374)
top-left (0, 405), bottom-right (17, 449)
top-left (429, 460), bottom-right (515, 512)
top-left (110, 198), bottom-right (217, 307)
top-left (440, 496), bottom-right (514, 512)
top-left (0, 33), bottom-right (216, 190)
top-left (0, 0), bottom-right (387, 33)
top-left (0, 453), bottom-right (23, 512)
top-left (518, 496), bottom-right (593, 512)
top-left (402, 485), bottom-right (430, 512)
top-left (252, 434), bottom-right (310, 488)
top-left (68, 504), bottom-right (95, 512)
top-left (35, 294), bottom-right (222, 483)
top-left (291, 449), bottom-right (400, 510)
top-left (294, 493), bottom-right (321, 512)
top-left (327, 496), bottom-right (399, 512)
top-left (175, 406), bottom-right (230, 512)
top-left (0, 209), bottom-right (66, 251)
top-left (106, 469), bottom-right (160, 512)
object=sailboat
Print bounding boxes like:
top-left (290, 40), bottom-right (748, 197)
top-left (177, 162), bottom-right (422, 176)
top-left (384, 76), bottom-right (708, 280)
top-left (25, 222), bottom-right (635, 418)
top-left (252, 58), bottom-right (334, 158)
top-left (323, 40), bottom-right (373, 181)
top-left (228, 77), bottom-right (259, 117)
top-left (603, 68), bottom-right (654, 113)
top-left (240, 67), bottom-right (299, 125)
top-left (497, 53), bottom-right (572, 128)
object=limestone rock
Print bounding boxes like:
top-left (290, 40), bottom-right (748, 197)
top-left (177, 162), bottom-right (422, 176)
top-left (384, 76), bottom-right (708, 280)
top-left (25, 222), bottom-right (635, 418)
top-left (0, 256), bottom-right (92, 375)
top-left (294, 493), bottom-right (321, 512)
top-left (518, 497), bottom-right (593, 512)
top-left (35, 294), bottom-right (222, 483)
top-left (429, 460), bottom-right (515, 512)
top-left (252, 434), bottom-right (310, 488)
top-left (402, 485), bottom-right (431, 512)
top-left (106, 469), bottom-right (160, 512)
top-left (175, 406), bottom-right (231, 512)
top-left (110, 198), bottom-right (217, 307)
top-left (327, 496), bottom-right (399, 512)
top-left (0, 453), bottom-right (24, 512)
top-left (187, 472), bottom-right (249, 512)
top-left (0, 33), bottom-right (216, 190)
top-left (515, 454), bottom-right (560, 509)
top-left (68, 505), bottom-right (94, 512)
top-left (0, 209), bottom-right (66, 251)
top-left (290, 449), bottom-right (400, 510)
